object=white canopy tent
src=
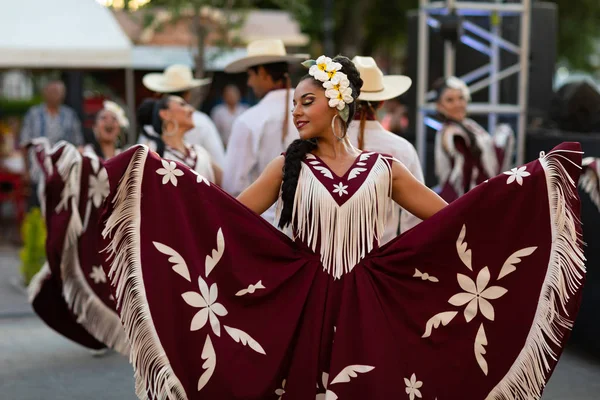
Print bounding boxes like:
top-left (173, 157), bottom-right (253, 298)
top-left (0, 0), bottom-right (137, 139)
top-left (0, 0), bottom-right (132, 68)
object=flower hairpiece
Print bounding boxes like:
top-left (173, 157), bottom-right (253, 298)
top-left (302, 55), bottom-right (354, 122)
top-left (445, 76), bottom-right (471, 102)
top-left (103, 100), bottom-right (130, 128)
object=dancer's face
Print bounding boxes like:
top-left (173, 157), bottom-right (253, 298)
top-left (159, 96), bottom-right (195, 135)
top-left (437, 87), bottom-right (467, 121)
top-left (292, 79), bottom-right (337, 140)
top-left (94, 110), bottom-right (121, 144)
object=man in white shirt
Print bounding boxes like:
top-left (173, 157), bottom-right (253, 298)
top-left (143, 65), bottom-right (226, 168)
top-left (210, 85), bottom-right (248, 147)
top-left (347, 56), bottom-right (424, 241)
top-left (223, 39), bottom-right (308, 224)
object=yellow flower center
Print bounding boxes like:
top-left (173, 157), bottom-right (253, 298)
top-left (332, 83), bottom-right (341, 91)
top-left (328, 70), bottom-right (337, 79)
top-left (318, 63), bottom-right (327, 71)
top-left (336, 91), bottom-right (343, 100)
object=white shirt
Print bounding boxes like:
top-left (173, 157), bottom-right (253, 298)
top-left (183, 111), bottom-right (226, 169)
top-left (164, 143), bottom-right (215, 183)
top-left (223, 89), bottom-right (298, 225)
top-left (347, 120), bottom-right (424, 241)
top-left (210, 103), bottom-right (249, 146)
top-left (137, 126), bottom-right (215, 183)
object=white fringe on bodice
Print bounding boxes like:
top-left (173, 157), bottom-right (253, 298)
top-left (290, 154), bottom-right (394, 279)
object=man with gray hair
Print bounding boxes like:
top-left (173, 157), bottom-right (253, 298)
top-left (19, 80), bottom-right (84, 206)
top-left (210, 84), bottom-right (248, 147)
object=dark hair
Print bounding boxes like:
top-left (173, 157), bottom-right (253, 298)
top-left (249, 62), bottom-right (289, 84)
top-left (136, 96), bottom-right (171, 157)
top-left (278, 55), bottom-right (363, 229)
top-left (433, 77), bottom-right (482, 159)
top-left (92, 109), bottom-right (119, 159)
top-left (250, 62), bottom-right (292, 143)
top-left (355, 100), bottom-right (383, 150)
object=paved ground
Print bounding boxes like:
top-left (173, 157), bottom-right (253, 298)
top-left (1, 245), bottom-right (599, 399)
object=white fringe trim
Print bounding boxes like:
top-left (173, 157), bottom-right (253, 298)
top-left (493, 124), bottom-right (515, 172)
top-left (292, 154), bottom-right (393, 279)
top-left (27, 262), bottom-right (51, 303)
top-left (485, 149), bottom-right (586, 400)
top-left (102, 145), bottom-right (187, 400)
top-left (33, 141), bottom-right (130, 356)
top-left (61, 235), bottom-right (130, 355)
top-left (580, 157), bottom-right (600, 212)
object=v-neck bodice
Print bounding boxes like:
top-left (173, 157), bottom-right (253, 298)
top-left (308, 152), bottom-right (365, 180)
top-left (291, 152), bottom-right (396, 278)
top-left (302, 152), bottom-right (386, 206)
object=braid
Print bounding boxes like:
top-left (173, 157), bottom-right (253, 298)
top-left (278, 138), bottom-right (318, 228)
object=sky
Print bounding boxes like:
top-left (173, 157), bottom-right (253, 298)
top-left (96, 0), bottom-right (151, 10)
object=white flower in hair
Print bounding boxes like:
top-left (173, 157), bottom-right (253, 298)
top-left (446, 76), bottom-right (471, 102)
top-left (327, 86), bottom-right (354, 111)
top-left (325, 61), bottom-right (343, 80)
top-left (323, 72), bottom-right (350, 92)
top-left (309, 55), bottom-right (333, 82)
top-left (103, 100), bottom-right (130, 128)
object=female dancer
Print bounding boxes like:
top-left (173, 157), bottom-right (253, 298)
top-left (100, 56), bottom-right (585, 399)
top-left (137, 96), bottom-right (221, 186)
top-left (82, 100), bottom-right (127, 159)
top-left (434, 77), bottom-right (514, 202)
top-left (27, 101), bottom-right (131, 356)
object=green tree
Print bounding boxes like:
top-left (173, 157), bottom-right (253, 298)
top-left (549, 0), bottom-right (600, 71)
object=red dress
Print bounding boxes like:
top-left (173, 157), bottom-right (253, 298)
top-left (27, 139), bottom-right (129, 354)
top-left (98, 142), bottom-right (584, 399)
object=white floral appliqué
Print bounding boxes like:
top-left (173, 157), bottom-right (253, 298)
top-left (448, 267), bottom-right (507, 322)
top-left (156, 159), bottom-right (184, 186)
top-left (332, 182), bottom-right (349, 197)
top-left (275, 379), bottom-right (286, 399)
top-left (503, 166), bottom-right (530, 186)
top-left (88, 168), bottom-right (110, 208)
top-left (89, 266), bottom-right (107, 284)
top-left (404, 373), bottom-right (423, 400)
top-left (182, 276), bottom-right (228, 336)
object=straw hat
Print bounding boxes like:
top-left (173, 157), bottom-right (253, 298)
top-left (352, 56), bottom-right (412, 102)
top-left (143, 64), bottom-right (211, 93)
top-left (224, 39), bottom-right (309, 73)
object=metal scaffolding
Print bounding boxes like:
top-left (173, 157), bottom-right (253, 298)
top-left (416, 0), bottom-right (531, 173)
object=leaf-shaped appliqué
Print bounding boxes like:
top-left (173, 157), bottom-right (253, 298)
top-left (197, 335), bottom-right (216, 391)
top-left (330, 365), bottom-right (375, 385)
top-left (224, 326), bottom-right (266, 355)
top-left (456, 225), bottom-right (473, 270)
top-left (205, 228), bottom-right (225, 277)
top-left (422, 311), bottom-right (458, 338)
top-left (474, 324), bottom-right (489, 375)
top-left (153, 241), bottom-right (190, 282)
top-left (347, 167), bottom-right (367, 180)
top-left (313, 165), bottom-right (334, 180)
top-left (498, 247), bottom-right (537, 280)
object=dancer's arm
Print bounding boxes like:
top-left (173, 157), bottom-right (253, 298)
top-left (391, 160), bottom-right (447, 220)
top-left (237, 156), bottom-right (284, 216)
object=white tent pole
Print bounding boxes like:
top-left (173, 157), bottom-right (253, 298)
top-left (517, 0), bottom-right (531, 165)
top-left (125, 68), bottom-right (136, 145)
top-left (417, 0), bottom-right (430, 172)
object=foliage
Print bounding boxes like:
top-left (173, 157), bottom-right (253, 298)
top-left (549, 0), bottom-right (600, 71)
top-left (144, 0), bottom-right (599, 72)
top-left (0, 96), bottom-right (43, 117)
top-left (19, 208), bottom-right (46, 286)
